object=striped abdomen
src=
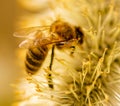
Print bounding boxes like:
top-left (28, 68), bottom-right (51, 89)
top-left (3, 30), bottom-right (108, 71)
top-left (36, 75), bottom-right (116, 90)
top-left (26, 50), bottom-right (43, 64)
top-left (25, 46), bottom-right (48, 74)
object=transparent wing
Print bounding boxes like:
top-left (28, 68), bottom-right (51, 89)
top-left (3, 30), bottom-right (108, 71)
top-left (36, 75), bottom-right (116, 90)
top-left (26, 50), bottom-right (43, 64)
top-left (14, 25), bottom-right (67, 48)
top-left (19, 39), bottom-right (34, 48)
top-left (13, 26), bottom-right (50, 38)
top-left (19, 35), bottom-right (67, 48)
top-left (14, 26), bottom-right (50, 48)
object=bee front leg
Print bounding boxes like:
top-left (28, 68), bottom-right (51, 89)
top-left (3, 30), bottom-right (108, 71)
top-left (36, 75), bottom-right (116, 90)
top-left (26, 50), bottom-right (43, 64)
top-left (70, 46), bottom-right (75, 55)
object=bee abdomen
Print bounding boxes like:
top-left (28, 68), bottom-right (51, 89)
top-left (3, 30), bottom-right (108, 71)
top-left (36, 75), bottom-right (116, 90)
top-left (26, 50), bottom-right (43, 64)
top-left (25, 46), bottom-right (48, 74)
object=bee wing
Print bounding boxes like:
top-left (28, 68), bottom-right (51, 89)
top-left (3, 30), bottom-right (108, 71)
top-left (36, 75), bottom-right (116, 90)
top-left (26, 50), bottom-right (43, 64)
top-left (14, 26), bottom-right (50, 48)
top-left (13, 26), bottom-right (50, 39)
top-left (19, 39), bottom-right (34, 48)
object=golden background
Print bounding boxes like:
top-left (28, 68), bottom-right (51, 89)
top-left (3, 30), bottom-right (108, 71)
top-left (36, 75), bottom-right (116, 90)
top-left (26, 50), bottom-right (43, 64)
top-left (0, 0), bottom-right (22, 105)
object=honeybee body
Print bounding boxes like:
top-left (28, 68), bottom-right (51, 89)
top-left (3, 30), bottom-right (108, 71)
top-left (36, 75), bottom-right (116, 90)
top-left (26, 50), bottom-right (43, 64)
top-left (50, 20), bottom-right (84, 46)
top-left (25, 46), bottom-right (48, 74)
top-left (50, 20), bottom-right (76, 41)
top-left (14, 20), bottom-right (84, 75)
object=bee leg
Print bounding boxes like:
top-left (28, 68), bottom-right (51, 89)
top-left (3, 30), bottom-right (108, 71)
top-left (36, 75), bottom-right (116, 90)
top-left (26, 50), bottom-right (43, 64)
top-left (70, 46), bottom-right (75, 55)
top-left (48, 45), bottom-right (55, 89)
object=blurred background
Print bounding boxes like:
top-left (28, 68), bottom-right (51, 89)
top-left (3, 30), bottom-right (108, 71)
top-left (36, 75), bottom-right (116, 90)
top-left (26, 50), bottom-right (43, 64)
top-left (0, 0), bottom-right (22, 106)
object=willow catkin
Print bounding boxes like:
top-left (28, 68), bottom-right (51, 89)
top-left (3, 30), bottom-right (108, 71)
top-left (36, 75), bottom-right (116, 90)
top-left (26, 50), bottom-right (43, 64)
top-left (13, 0), bottom-right (120, 106)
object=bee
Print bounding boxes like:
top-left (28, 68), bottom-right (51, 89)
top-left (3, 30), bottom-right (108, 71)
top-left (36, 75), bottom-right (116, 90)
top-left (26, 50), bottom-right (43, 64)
top-left (14, 20), bottom-right (84, 88)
